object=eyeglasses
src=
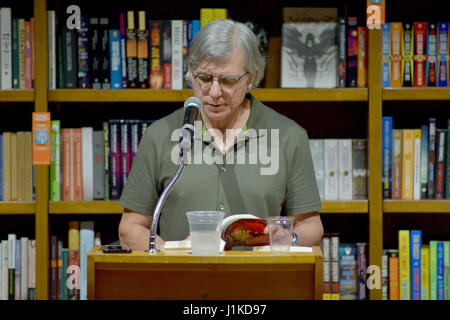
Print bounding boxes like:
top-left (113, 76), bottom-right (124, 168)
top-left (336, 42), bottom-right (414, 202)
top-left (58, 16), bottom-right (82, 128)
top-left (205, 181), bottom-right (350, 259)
top-left (193, 72), bottom-right (249, 91)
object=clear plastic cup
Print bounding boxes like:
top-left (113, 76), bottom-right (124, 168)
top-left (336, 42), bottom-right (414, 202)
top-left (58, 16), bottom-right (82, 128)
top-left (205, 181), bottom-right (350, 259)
top-left (186, 211), bottom-right (225, 255)
top-left (266, 216), bottom-right (294, 252)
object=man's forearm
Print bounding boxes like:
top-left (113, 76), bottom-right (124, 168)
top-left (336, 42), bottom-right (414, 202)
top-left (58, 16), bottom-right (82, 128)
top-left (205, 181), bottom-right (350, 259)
top-left (293, 221), bottom-right (324, 247)
top-left (119, 223), bottom-right (164, 251)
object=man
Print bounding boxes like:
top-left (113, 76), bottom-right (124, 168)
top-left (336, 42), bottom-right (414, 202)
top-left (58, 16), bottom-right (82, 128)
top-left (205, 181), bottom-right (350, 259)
top-left (118, 19), bottom-right (323, 251)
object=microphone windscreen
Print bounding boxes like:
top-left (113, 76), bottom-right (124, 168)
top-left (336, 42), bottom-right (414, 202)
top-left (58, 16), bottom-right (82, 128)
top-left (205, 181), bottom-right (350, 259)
top-left (184, 96), bottom-right (203, 112)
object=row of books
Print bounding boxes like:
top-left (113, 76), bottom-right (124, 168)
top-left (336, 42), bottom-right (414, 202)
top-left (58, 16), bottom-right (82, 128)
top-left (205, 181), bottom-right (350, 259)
top-left (47, 8), bottom-right (227, 90)
top-left (49, 120), bottom-right (154, 201)
top-left (321, 234), bottom-right (369, 300)
top-left (0, 8), bottom-right (35, 90)
top-left (382, 22), bottom-right (450, 88)
top-left (281, 8), bottom-right (368, 88)
top-left (383, 230), bottom-right (450, 300)
top-left (309, 139), bottom-right (367, 201)
top-left (382, 117), bottom-right (450, 200)
top-left (0, 132), bottom-right (35, 202)
top-left (0, 235), bottom-right (36, 300)
top-left (49, 221), bottom-right (100, 300)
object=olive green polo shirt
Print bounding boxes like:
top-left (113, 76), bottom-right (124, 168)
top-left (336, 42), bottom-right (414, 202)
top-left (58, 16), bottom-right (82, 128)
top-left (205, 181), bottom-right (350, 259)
top-left (119, 94), bottom-right (322, 241)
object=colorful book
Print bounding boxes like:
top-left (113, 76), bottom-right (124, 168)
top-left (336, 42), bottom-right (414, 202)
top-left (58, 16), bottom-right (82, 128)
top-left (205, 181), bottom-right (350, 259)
top-left (421, 245), bottom-right (430, 300)
top-left (402, 22), bottom-right (414, 86)
top-left (50, 235), bottom-right (57, 299)
top-left (12, 18), bottom-right (19, 89)
top-left (401, 130), bottom-right (414, 200)
top-left (72, 128), bottom-right (83, 201)
top-left (120, 120), bottom-right (131, 192)
top-left (337, 17), bottom-right (347, 87)
top-left (109, 29), bottom-right (122, 89)
top-left (357, 26), bottom-right (368, 88)
top-left (81, 127), bottom-right (94, 201)
top-left (437, 241), bottom-right (445, 300)
top-left (119, 12), bottom-right (128, 88)
top-left (18, 19), bottom-right (25, 89)
top-left (0, 134), bottom-right (2, 201)
top-left (8, 234), bottom-right (16, 300)
top-left (437, 22), bottom-right (449, 87)
top-left (390, 22), bottom-right (403, 87)
top-left (410, 230), bottom-right (421, 300)
top-left (398, 230), bottom-right (410, 300)
top-left (14, 239), bottom-right (21, 300)
top-left (420, 125), bottom-right (429, 199)
top-left (382, 117), bottom-right (393, 198)
top-left (93, 131), bottom-right (105, 200)
top-left (80, 221), bottom-right (95, 300)
top-left (68, 221), bottom-right (80, 300)
top-left (99, 17), bottom-right (110, 89)
top-left (356, 243), bottom-right (368, 300)
top-left (61, 128), bottom-right (71, 201)
top-left (109, 120), bottom-right (122, 200)
top-left (162, 20), bottom-right (172, 89)
top-left (103, 122), bottom-right (110, 200)
top-left (137, 11), bottom-right (149, 88)
top-left (25, 21), bottom-right (32, 89)
top-left (339, 243), bottom-right (357, 300)
top-left (382, 249), bottom-right (389, 300)
top-left (392, 129), bottom-right (402, 199)
top-left (50, 120), bottom-right (61, 201)
top-left (427, 23), bottom-right (438, 86)
top-left (321, 235), bottom-right (331, 300)
top-left (444, 241), bottom-right (450, 300)
top-left (446, 119), bottom-right (450, 199)
top-left (434, 129), bottom-right (446, 199)
top-left (381, 22), bottom-right (391, 87)
top-left (428, 118), bottom-right (437, 198)
top-left (330, 233), bottom-right (340, 300)
top-left (200, 8), bottom-right (214, 28)
top-left (149, 20), bottom-right (163, 89)
top-left (171, 20), bottom-right (183, 90)
top-left (88, 17), bottom-right (101, 88)
top-left (414, 22), bottom-right (427, 87)
top-left (61, 248), bottom-right (69, 300)
top-left (413, 129), bottom-right (421, 200)
top-left (77, 16), bottom-right (90, 88)
top-left (126, 11), bottom-right (138, 88)
top-left (430, 240), bottom-right (437, 300)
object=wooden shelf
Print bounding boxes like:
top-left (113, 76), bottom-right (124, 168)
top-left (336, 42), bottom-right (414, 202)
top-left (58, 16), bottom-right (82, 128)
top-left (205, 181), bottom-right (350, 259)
top-left (0, 90), bottom-right (34, 102)
top-left (383, 200), bottom-right (450, 213)
top-left (48, 88), bottom-right (368, 103)
top-left (0, 202), bottom-right (36, 214)
top-left (49, 200), bottom-right (123, 214)
top-left (383, 87), bottom-right (450, 101)
top-left (320, 200), bottom-right (368, 214)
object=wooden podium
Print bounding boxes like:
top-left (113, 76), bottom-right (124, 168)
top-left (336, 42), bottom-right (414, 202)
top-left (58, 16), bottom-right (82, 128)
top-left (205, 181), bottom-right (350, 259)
top-left (87, 246), bottom-right (323, 300)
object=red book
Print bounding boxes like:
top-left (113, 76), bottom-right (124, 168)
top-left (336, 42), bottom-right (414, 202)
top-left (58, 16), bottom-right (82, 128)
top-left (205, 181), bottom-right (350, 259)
top-left (389, 252), bottom-right (399, 300)
top-left (220, 214), bottom-right (267, 250)
top-left (72, 129), bottom-right (83, 201)
top-left (414, 22), bottom-right (427, 87)
top-left (61, 129), bottom-right (72, 201)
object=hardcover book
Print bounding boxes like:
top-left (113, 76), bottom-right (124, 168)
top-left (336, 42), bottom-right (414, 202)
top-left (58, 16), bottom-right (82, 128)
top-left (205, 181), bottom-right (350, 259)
top-left (352, 139), bottom-right (367, 200)
top-left (12, 18), bottom-right (19, 89)
top-left (281, 7), bottom-right (338, 88)
top-left (356, 243), bottom-right (368, 300)
top-left (162, 20), bottom-right (172, 89)
top-left (120, 120), bottom-right (131, 191)
top-left (324, 139), bottom-right (338, 200)
top-left (61, 25), bottom-right (77, 88)
top-left (337, 139), bottom-right (353, 200)
top-left (88, 17), bottom-right (101, 89)
top-left (402, 23), bottom-right (414, 86)
top-left (81, 127), bottom-right (94, 201)
top-left (109, 120), bottom-right (122, 199)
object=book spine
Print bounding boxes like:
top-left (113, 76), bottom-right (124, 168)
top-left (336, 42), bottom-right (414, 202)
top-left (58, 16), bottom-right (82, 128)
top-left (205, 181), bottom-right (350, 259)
top-left (357, 26), bottom-right (368, 88)
top-left (130, 120), bottom-right (141, 166)
top-left (120, 120), bottom-right (131, 192)
top-left (25, 132), bottom-right (33, 201)
top-left (126, 11), bottom-right (138, 88)
top-left (17, 132), bottom-right (25, 201)
top-left (309, 139), bottom-right (324, 200)
top-left (109, 29), bottom-right (122, 89)
top-left (430, 240), bottom-right (438, 299)
top-left (61, 248), bottom-right (69, 300)
top-left (444, 241), bottom-right (450, 300)
top-left (382, 116), bottom-right (393, 198)
top-left (63, 26), bottom-right (77, 88)
top-left (18, 19), bottom-right (25, 89)
top-left (61, 129), bottom-right (71, 201)
top-left (2, 240), bottom-right (8, 299)
top-left (14, 239), bottom-right (20, 300)
top-left (72, 128), bottom-right (83, 201)
top-left (381, 23), bottom-right (391, 88)
top-left (337, 139), bottom-right (353, 200)
top-left (50, 235), bottom-right (57, 300)
top-left (421, 245), bottom-right (430, 300)
top-left (57, 239), bottom-right (63, 300)
top-left (109, 120), bottom-right (122, 200)
top-left (0, 8), bottom-right (12, 89)
top-left (93, 131), bottom-right (105, 200)
top-left (162, 20), bottom-right (172, 89)
top-left (57, 24), bottom-right (64, 88)
top-left (352, 139), bottom-right (367, 199)
top-left (171, 20), bottom-right (183, 90)
top-left (390, 22), bottom-right (403, 87)
top-left (413, 129), bottom-right (422, 200)
top-left (402, 23), bottom-right (414, 86)
top-left (420, 125), bottom-right (429, 199)
top-left (356, 243), bottom-right (368, 300)
top-left (200, 8), bottom-right (214, 28)
top-left (427, 118), bottom-right (437, 198)
top-left (446, 119), bottom-right (450, 199)
top-left (12, 18), bottom-right (19, 89)
top-left (20, 237), bottom-right (28, 300)
top-left (330, 234), bottom-right (340, 300)
top-left (339, 243), bottom-right (357, 300)
top-left (182, 20), bottom-right (188, 89)
top-left (88, 17), bottom-right (101, 89)
top-left (401, 129), bottom-right (415, 200)
top-left (437, 22), bottom-right (449, 87)
top-left (103, 122), bottom-right (110, 200)
top-left (427, 24), bottom-right (437, 86)
top-left (434, 129), bottom-right (446, 199)
top-left (50, 120), bottom-right (61, 201)
top-left (337, 17), bottom-right (347, 88)
top-left (382, 250), bottom-right (389, 300)
top-left (47, 11), bottom-right (56, 89)
top-left (31, 17), bottom-right (35, 88)
top-left (8, 234), bottom-right (16, 300)
top-left (27, 240), bottom-right (36, 300)
top-left (10, 133), bottom-right (17, 201)
top-left (68, 221), bottom-right (80, 300)
top-left (389, 250), bottom-right (399, 300)
top-left (149, 20), bottom-right (163, 89)
top-left (410, 230), bottom-right (422, 300)
top-left (119, 12), bottom-right (128, 88)
top-left (392, 129), bottom-right (402, 199)
top-left (414, 22), bottom-right (427, 87)
top-left (81, 127), bottom-right (94, 201)
top-left (100, 18), bottom-right (110, 89)
top-left (25, 21), bottom-right (32, 89)
top-left (137, 11), bottom-right (149, 88)
top-left (213, 8), bottom-right (228, 20)
top-left (77, 16), bottom-right (90, 88)
top-left (324, 139), bottom-right (338, 200)
top-left (321, 235), bottom-right (331, 300)
top-left (347, 17), bottom-right (358, 88)
top-left (437, 241), bottom-right (445, 300)
top-left (399, 230), bottom-right (410, 300)
top-left (80, 221), bottom-right (95, 300)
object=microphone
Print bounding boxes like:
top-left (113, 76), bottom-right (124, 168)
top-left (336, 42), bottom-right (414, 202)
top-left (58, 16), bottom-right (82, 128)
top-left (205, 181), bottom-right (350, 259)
top-left (179, 97), bottom-right (203, 151)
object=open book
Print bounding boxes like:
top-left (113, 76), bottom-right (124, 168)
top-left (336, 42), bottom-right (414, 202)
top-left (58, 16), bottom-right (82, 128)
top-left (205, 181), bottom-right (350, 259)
top-left (163, 214), bottom-right (269, 251)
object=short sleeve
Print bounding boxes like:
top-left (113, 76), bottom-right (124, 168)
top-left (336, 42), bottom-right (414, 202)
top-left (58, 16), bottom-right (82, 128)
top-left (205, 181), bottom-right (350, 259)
top-left (284, 126), bottom-right (322, 215)
top-left (118, 127), bottom-right (160, 215)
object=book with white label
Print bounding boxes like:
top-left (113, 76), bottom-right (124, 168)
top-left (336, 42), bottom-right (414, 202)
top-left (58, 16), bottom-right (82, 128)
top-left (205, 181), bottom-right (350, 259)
top-left (171, 20), bottom-right (183, 90)
top-left (324, 139), bottom-right (339, 200)
top-left (0, 8), bottom-right (12, 89)
top-left (338, 139), bottom-right (353, 200)
top-left (309, 139), bottom-right (324, 200)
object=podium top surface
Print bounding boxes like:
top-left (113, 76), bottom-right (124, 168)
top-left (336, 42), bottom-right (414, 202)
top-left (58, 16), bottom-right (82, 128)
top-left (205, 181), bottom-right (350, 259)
top-left (89, 245), bottom-right (322, 265)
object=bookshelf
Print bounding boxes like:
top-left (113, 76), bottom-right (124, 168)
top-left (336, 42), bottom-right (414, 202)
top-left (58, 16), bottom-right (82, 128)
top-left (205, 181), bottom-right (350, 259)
top-left (2, 0), bottom-right (448, 301)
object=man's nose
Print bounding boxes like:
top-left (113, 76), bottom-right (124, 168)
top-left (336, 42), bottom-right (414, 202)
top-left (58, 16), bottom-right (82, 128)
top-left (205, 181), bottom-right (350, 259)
top-left (208, 79), bottom-right (222, 98)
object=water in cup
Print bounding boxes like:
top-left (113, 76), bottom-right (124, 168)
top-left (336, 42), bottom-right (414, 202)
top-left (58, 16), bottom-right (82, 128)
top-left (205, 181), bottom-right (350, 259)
top-left (186, 211), bottom-right (224, 255)
top-left (266, 216), bottom-right (294, 253)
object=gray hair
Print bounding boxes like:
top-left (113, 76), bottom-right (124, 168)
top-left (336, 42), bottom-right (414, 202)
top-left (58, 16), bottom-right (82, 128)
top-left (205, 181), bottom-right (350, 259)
top-left (185, 19), bottom-right (266, 89)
